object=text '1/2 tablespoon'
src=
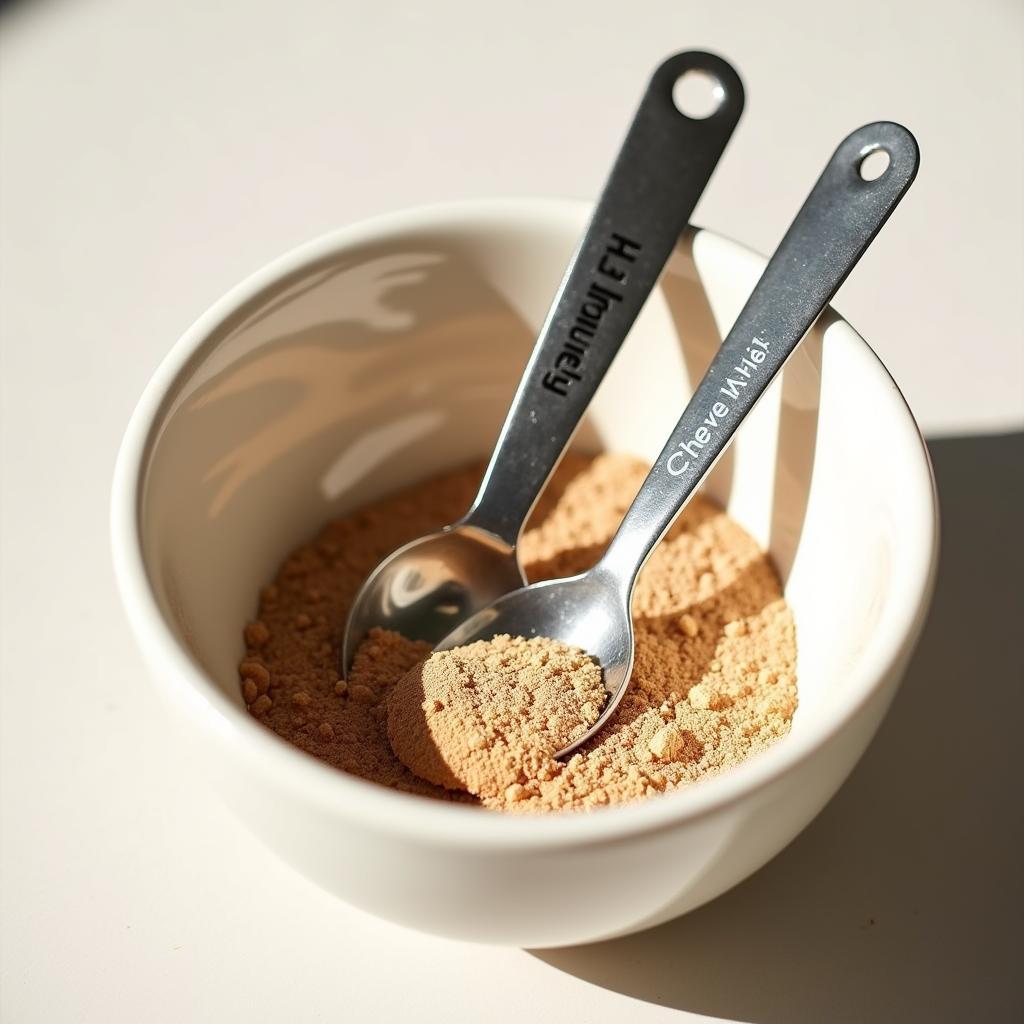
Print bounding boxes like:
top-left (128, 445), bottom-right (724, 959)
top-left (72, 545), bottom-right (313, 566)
top-left (341, 51), bottom-right (744, 675)
top-left (433, 121), bottom-right (920, 757)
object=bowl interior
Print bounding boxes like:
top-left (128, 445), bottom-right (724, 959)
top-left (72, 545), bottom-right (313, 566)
top-left (134, 202), bottom-right (934, 765)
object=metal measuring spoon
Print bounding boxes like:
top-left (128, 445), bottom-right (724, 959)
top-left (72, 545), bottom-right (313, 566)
top-left (432, 121), bottom-right (920, 758)
top-left (342, 52), bottom-right (744, 675)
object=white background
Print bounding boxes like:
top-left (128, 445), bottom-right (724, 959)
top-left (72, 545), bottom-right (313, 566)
top-left (1, 1), bottom-right (1022, 1021)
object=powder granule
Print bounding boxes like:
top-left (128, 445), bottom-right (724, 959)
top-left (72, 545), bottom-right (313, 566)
top-left (240, 453), bottom-right (798, 813)
top-left (387, 635), bottom-right (606, 798)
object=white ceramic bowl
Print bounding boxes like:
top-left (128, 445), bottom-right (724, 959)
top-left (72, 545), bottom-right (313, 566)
top-left (111, 199), bottom-right (937, 948)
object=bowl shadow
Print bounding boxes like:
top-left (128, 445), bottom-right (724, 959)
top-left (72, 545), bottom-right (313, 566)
top-left (529, 432), bottom-right (1024, 1024)
top-left (662, 232), bottom-right (823, 585)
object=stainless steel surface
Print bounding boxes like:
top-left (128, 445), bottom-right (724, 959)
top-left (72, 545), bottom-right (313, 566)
top-left (435, 121), bottom-right (920, 757)
top-left (342, 51), bottom-right (744, 673)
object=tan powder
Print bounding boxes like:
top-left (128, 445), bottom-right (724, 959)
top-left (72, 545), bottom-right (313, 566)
top-left (239, 453), bottom-right (798, 813)
top-left (387, 635), bottom-right (606, 799)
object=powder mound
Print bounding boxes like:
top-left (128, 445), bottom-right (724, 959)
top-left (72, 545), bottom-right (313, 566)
top-left (241, 453), bottom-right (799, 813)
top-left (387, 635), bottom-right (606, 799)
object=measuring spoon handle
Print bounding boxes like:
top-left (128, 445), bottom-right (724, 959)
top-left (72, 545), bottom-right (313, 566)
top-left (598, 121), bottom-right (920, 589)
top-left (461, 51), bottom-right (744, 546)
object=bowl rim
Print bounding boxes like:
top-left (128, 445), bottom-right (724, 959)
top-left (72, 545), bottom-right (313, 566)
top-left (110, 196), bottom-right (939, 850)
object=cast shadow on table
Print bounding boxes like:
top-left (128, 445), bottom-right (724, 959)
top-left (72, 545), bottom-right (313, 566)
top-left (532, 433), bottom-right (1024, 1024)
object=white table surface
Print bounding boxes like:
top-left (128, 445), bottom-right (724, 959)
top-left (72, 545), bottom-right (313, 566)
top-left (2, 1), bottom-right (1022, 1021)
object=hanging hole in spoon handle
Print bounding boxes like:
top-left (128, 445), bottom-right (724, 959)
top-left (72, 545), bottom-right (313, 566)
top-left (595, 122), bottom-right (920, 594)
top-left (458, 51), bottom-right (744, 549)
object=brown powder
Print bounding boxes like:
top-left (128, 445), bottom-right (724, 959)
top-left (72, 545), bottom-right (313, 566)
top-left (387, 635), bottom-right (606, 799)
top-left (239, 453), bottom-right (798, 813)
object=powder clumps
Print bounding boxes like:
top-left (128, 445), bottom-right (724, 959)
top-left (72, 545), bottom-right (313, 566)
top-left (239, 453), bottom-right (798, 813)
top-left (387, 635), bottom-right (606, 799)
